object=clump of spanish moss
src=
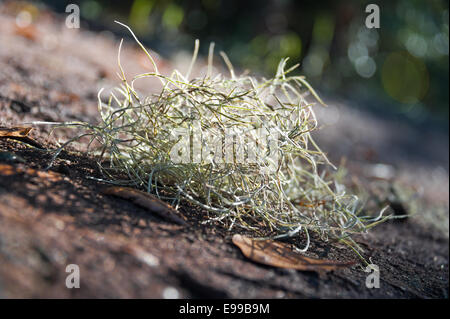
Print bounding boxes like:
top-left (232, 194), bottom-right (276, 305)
top-left (51, 22), bottom-right (390, 254)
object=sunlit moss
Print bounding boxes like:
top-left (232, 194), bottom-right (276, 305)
top-left (50, 23), bottom-right (392, 258)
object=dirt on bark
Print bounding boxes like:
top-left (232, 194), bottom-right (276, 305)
top-left (0, 3), bottom-right (448, 298)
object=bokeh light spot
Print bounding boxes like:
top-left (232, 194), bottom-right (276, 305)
top-left (381, 51), bottom-right (429, 103)
top-left (129, 0), bottom-right (154, 33)
top-left (162, 4), bottom-right (184, 30)
top-left (279, 32), bottom-right (302, 58)
top-left (405, 33), bottom-right (428, 57)
top-left (82, 0), bottom-right (102, 21)
top-left (355, 56), bottom-right (377, 78)
top-left (16, 10), bottom-right (32, 28)
top-left (433, 33), bottom-right (449, 55)
top-left (348, 42), bottom-right (368, 62)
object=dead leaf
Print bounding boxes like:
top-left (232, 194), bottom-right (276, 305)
top-left (0, 127), bottom-right (32, 138)
top-left (232, 234), bottom-right (355, 272)
top-left (102, 186), bottom-right (187, 226)
top-left (0, 127), bottom-right (43, 149)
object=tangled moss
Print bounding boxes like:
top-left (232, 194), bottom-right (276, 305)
top-left (50, 22), bottom-right (390, 256)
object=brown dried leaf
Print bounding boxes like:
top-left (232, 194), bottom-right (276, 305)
top-left (0, 127), bottom-right (32, 138)
top-left (232, 234), bottom-right (355, 272)
top-left (0, 127), bottom-right (43, 149)
top-left (102, 186), bottom-right (187, 225)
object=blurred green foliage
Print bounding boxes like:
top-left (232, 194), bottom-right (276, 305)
top-left (44, 0), bottom-right (449, 122)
